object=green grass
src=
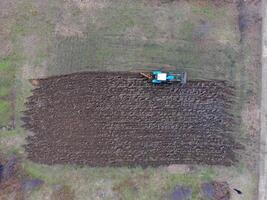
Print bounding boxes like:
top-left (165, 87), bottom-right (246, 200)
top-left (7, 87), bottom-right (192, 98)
top-left (0, 128), bottom-right (27, 157)
top-left (191, 2), bottom-right (224, 19)
top-left (179, 20), bottom-right (195, 40)
top-left (0, 87), bottom-right (11, 98)
top-left (21, 163), bottom-right (205, 200)
top-left (47, 0), bottom-right (240, 85)
top-left (12, 24), bottom-right (25, 35)
top-left (23, 162), bottom-right (58, 183)
top-left (0, 59), bottom-right (11, 70)
top-left (192, 6), bottom-right (214, 18)
top-left (21, 161), bottom-right (259, 200)
top-left (0, 57), bottom-right (15, 98)
top-left (199, 168), bottom-right (216, 182)
top-left (20, 164), bottom-right (259, 200)
top-left (0, 77), bottom-right (13, 98)
top-left (0, 58), bottom-right (15, 79)
top-left (0, 100), bottom-right (12, 126)
top-left (0, 129), bottom-right (18, 138)
top-left (0, 57), bottom-right (16, 126)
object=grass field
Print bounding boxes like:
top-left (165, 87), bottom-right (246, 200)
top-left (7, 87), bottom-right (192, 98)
top-left (50, 1), bottom-right (239, 80)
top-left (0, 0), bottom-right (261, 199)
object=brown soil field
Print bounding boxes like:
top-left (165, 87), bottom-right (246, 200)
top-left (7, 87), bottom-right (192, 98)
top-left (22, 72), bottom-right (239, 167)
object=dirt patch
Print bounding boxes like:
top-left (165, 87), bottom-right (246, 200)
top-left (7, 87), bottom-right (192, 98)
top-left (22, 35), bottom-right (41, 59)
top-left (201, 181), bottom-right (230, 200)
top-left (22, 72), bottom-right (239, 167)
top-left (237, 0), bottom-right (261, 43)
top-left (0, 1), bottom-right (17, 18)
top-left (166, 165), bottom-right (190, 174)
top-left (54, 0), bottom-right (103, 38)
top-left (55, 24), bottom-right (85, 38)
top-left (51, 185), bottom-right (75, 200)
top-left (237, 0), bottom-right (262, 171)
top-left (241, 97), bottom-right (260, 136)
top-left (124, 26), bottom-right (148, 41)
top-left (0, 155), bottom-right (43, 200)
top-left (21, 64), bottom-right (47, 79)
top-left (0, 177), bottom-right (24, 200)
top-left (71, 0), bottom-right (110, 10)
top-left (0, 40), bottom-right (12, 57)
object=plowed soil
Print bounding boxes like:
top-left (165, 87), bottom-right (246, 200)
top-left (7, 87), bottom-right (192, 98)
top-left (22, 72), bottom-right (239, 167)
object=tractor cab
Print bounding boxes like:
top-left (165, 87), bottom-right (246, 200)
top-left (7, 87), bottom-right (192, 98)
top-left (150, 70), bottom-right (187, 84)
top-left (152, 71), bottom-right (172, 84)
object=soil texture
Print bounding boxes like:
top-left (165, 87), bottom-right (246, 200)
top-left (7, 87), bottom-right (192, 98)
top-left (23, 72), bottom-right (239, 167)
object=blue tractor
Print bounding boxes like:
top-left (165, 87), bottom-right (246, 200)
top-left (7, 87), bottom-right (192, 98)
top-left (140, 71), bottom-right (187, 84)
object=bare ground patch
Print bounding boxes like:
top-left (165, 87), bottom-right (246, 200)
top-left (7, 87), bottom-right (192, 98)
top-left (23, 72), bottom-right (239, 167)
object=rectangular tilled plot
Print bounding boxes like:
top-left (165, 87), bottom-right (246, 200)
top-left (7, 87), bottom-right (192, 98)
top-left (23, 72), bottom-right (239, 167)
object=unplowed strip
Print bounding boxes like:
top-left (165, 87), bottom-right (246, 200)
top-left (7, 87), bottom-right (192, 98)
top-left (23, 72), bottom-right (239, 167)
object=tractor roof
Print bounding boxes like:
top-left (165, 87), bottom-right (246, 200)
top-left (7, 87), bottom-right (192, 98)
top-left (157, 73), bottom-right (167, 81)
